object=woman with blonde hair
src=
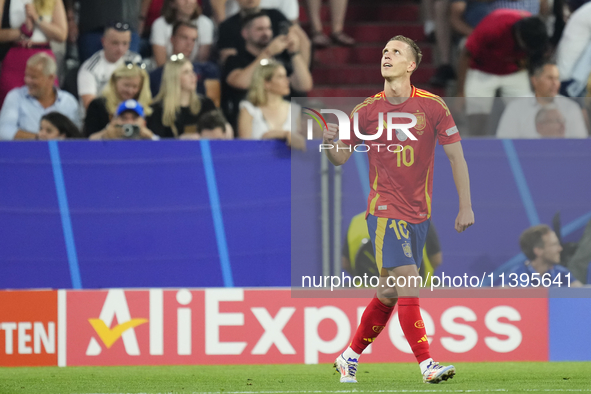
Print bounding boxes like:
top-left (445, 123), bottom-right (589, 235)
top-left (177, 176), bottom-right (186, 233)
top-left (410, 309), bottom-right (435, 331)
top-left (84, 63), bottom-right (152, 138)
top-left (238, 59), bottom-right (305, 150)
top-left (0, 0), bottom-right (67, 106)
top-left (147, 54), bottom-right (224, 139)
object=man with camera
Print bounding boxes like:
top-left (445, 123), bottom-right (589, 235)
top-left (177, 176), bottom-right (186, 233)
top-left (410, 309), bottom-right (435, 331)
top-left (89, 100), bottom-right (158, 140)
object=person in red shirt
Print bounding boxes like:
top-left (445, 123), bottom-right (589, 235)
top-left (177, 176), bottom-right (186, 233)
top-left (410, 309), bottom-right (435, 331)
top-left (323, 35), bottom-right (474, 384)
top-left (456, 9), bottom-right (549, 135)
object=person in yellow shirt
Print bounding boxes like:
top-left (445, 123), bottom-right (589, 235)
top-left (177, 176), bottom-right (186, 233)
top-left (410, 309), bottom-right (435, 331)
top-left (342, 212), bottom-right (442, 287)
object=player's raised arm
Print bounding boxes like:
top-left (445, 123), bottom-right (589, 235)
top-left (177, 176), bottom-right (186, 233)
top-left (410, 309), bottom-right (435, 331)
top-left (322, 122), bottom-right (354, 166)
top-left (443, 141), bottom-right (474, 233)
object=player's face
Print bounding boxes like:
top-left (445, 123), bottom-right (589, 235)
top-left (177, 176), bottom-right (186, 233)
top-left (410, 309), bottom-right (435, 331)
top-left (171, 26), bottom-right (198, 58)
top-left (102, 29), bottom-right (131, 63)
top-left (381, 40), bottom-right (415, 79)
top-left (532, 65), bottom-right (560, 98)
top-left (538, 231), bottom-right (563, 264)
top-left (265, 66), bottom-right (290, 96)
top-left (246, 16), bottom-right (273, 48)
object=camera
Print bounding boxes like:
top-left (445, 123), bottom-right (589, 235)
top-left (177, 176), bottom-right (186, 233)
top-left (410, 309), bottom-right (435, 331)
top-left (119, 124), bottom-right (140, 138)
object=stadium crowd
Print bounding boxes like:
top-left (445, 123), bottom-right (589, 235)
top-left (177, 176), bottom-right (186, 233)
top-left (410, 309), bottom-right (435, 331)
top-left (0, 0), bottom-right (589, 141)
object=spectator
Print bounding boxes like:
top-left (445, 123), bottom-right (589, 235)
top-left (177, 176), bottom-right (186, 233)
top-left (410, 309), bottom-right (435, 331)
top-left (77, 22), bottom-right (142, 110)
top-left (89, 99), bottom-right (157, 140)
top-left (510, 224), bottom-right (583, 287)
top-left (222, 12), bottom-right (312, 130)
top-left (75, 0), bottom-right (143, 62)
top-left (83, 63), bottom-right (152, 137)
top-left (490, 0), bottom-right (542, 14)
top-left (237, 59), bottom-right (304, 150)
top-left (198, 110), bottom-right (231, 139)
top-left (212, 0), bottom-right (299, 24)
top-left (341, 212), bottom-right (442, 287)
top-left (217, 0), bottom-right (311, 66)
top-left (428, 0), bottom-right (455, 87)
top-left (0, 53), bottom-right (79, 140)
top-left (0, 0), bottom-right (67, 107)
top-left (456, 10), bottom-right (549, 135)
top-left (305, 0), bottom-right (355, 47)
top-left (147, 55), bottom-right (227, 138)
top-left (496, 62), bottom-right (588, 138)
top-left (449, 0), bottom-right (491, 40)
top-left (533, 105), bottom-right (566, 137)
top-left (149, 21), bottom-right (221, 106)
top-left (556, 2), bottom-right (591, 97)
top-left (38, 111), bottom-right (82, 139)
top-left (150, 0), bottom-right (214, 66)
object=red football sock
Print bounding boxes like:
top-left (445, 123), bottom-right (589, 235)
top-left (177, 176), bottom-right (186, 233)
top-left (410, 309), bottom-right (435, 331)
top-left (397, 297), bottom-right (431, 363)
top-left (350, 296), bottom-right (394, 354)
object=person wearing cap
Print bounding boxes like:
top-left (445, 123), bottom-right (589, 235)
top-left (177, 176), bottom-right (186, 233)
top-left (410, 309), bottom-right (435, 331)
top-left (78, 22), bottom-right (143, 110)
top-left (83, 63), bottom-right (153, 137)
top-left (89, 99), bottom-right (157, 140)
top-left (0, 53), bottom-right (80, 141)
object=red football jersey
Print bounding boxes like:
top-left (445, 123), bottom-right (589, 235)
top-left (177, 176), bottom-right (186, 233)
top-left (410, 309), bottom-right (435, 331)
top-left (340, 86), bottom-right (461, 223)
top-left (465, 9), bottom-right (530, 75)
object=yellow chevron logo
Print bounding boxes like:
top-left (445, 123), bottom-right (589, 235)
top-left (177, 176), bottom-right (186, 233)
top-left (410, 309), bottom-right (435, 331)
top-left (417, 335), bottom-right (428, 343)
top-left (89, 318), bottom-right (148, 349)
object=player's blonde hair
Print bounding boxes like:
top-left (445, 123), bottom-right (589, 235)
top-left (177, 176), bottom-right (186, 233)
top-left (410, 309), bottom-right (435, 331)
top-left (247, 59), bottom-right (283, 107)
top-left (102, 63), bottom-right (153, 117)
top-left (389, 35), bottom-right (423, 69)
top-left (153, 57), bottom-right (202, 137)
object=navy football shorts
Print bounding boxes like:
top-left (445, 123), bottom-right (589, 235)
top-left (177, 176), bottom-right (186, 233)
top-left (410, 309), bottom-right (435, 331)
top-left (366, 214), bottom-right (430, 271)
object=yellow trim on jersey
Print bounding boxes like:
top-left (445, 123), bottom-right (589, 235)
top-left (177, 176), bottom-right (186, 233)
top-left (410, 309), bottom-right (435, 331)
top-left (372, 166), bottom-right (378, 191)
top-left (425, 168), bottom-right (431, 219)
top-left (415, 90), bottom-right (451, 116)
top-left (374, 217), bottom-right (388, 272)
top-left (369, 193), bottom-right (381, 215)
top-left (350, 93), bottom-right (384, 118)
top-left (369, 166), bottom-right (379, 215)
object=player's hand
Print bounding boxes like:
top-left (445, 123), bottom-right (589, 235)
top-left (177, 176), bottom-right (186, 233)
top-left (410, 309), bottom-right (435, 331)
top-left (455, 207), bottom-right (474, 233)
top-left (323, 122), bottom-right (339, 144)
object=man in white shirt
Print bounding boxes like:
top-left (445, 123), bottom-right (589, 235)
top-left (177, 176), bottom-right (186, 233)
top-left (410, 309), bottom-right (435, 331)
top-left (496, 61), bottom-right (589, 138)
top-left (556, 2), bottom-right (591, 97)
top-left (77, 22), bottom-right (142, 110)
top-left (0, 54), bottom-right (80, 140)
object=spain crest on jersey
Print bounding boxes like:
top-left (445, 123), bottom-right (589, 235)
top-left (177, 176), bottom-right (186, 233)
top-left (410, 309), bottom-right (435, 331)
top-left (414, 112), bottom-right (426, 134)
top-left (402, 242), bottom-right (412, 258)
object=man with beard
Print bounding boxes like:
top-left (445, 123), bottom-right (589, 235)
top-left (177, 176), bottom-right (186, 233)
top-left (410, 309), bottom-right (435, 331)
top-left (217, 0), bottom-right (310, 66)
top-left (221, 12), bottom-right (312, 131)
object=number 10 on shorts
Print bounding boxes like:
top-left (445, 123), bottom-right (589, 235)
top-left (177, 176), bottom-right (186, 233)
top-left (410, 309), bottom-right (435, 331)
top-left (389, 220), bottom-right (409, 240)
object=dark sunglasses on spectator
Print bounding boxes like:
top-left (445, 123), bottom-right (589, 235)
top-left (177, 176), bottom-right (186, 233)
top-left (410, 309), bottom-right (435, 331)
top-left (124, 61), bottom-right (147, 70)
top-left (109, 22), bottom-right (131, 32)
top-left (170, 53), bottom-right (185, 62)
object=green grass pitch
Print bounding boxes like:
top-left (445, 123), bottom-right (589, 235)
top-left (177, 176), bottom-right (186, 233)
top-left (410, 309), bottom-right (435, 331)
top-left (1, 362), bottom-right (590, 393)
